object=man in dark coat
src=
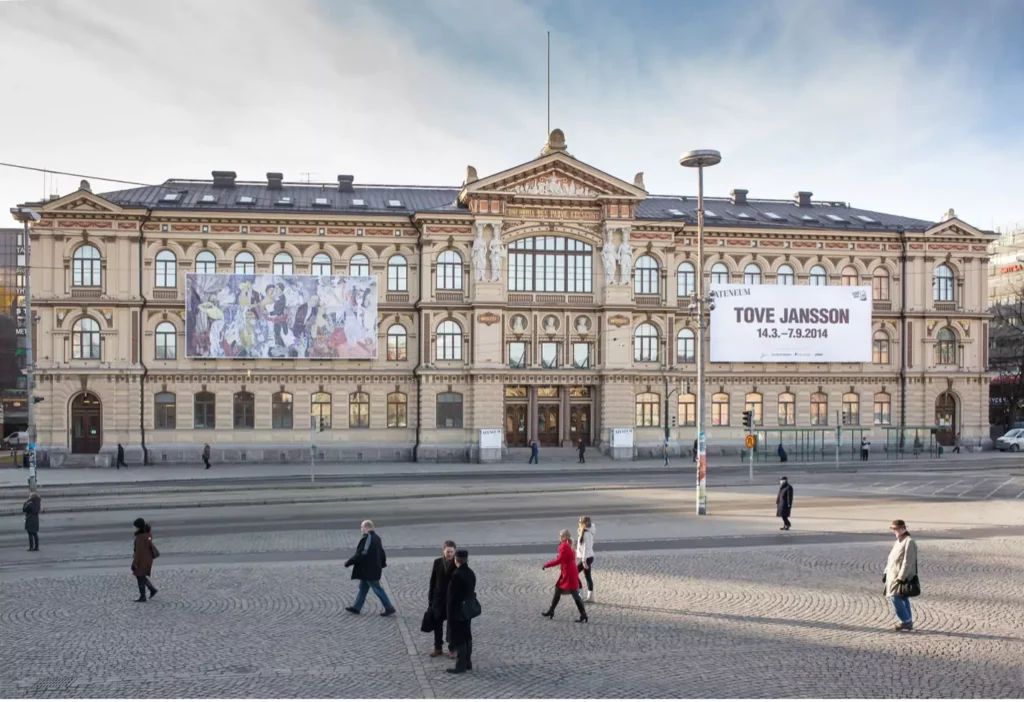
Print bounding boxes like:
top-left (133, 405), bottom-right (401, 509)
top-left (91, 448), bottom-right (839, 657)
top-left (446, 549), bottom-right (476, 674)
top-left (116, 443), bottom-right (128, 469)
top-left (427, 540), bottom-right (457, 657)
top-left (344, 520), bottom-right (396, 616)
top-left (776, 477), bottom-right (794, 531)
top-left (22, 492), bottom-right (40, 551)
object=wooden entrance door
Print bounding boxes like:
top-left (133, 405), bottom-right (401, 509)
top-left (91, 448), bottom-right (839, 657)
top-left (569, 405), bottom-right (591, 446)
top-left (71, 393), bottom-right (103, 454)
top-left (505, 404), bottom-right (528, 447)
top-left (537, 404), bottom-right (560, 446)
top-left (935, 392), bottom-right (957, 446)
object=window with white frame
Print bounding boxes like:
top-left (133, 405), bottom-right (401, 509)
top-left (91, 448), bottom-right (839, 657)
top-left (633, 323), bottom-right (658, 362)
top-left (436, 320), bottom-right (463, 360)
top-left (677, 261), bottom-right (695, 296)
top-left (155, 250), bottom-right (177, 288)
top-left (436, 250), bottom-right (463, 290)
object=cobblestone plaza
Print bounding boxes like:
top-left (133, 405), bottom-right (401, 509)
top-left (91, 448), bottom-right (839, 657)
top-left (1, 536), bottom-right (1022, 698)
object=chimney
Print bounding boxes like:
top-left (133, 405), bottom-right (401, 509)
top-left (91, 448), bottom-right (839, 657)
top-left (337, 175), bottom-right (354, 193)
top-left (212, 170), bottom-right (237, 188)
top-left (730, 189), bottom-right (748, 206)
top-left (267, 172), bottom-right (283, 190)
top-left (794, 191), bottom-right (813, 208)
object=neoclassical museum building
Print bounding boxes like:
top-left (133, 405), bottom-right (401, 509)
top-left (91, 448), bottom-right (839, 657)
top-left (20, 131), bottom-right (995, 465)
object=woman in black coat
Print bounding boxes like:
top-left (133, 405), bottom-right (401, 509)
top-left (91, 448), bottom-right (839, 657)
top-left (445, 549), bottom-right (476, 675)
top-left (427, 540), bottom-right (457, 657)
top-left (776, 477), bottom-right (793, 531)
top-left (22, 492), bottom-right (40, 551)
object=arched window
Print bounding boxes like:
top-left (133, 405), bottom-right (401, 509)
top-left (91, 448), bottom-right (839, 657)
top-left (436, 391), bottom-right (463, 428)
top-left (349, 253), bottom-right (370, 277)
top-left (234, 251), bottom-right (255, 275)
top-left (872, 268), bottom-right (890, 301)
top-left (273, 252), bottom-right (293, 275)
top-left (311, 392), bottom-right (332, 430)
top-left (810, 392), bottom-right (828, 426)
top-left (387, 392), bottom-right (408, 428)
top-left (710, 262), bottom-right (729, 285)
top-left (72, 318), bottom-right (101, 360)
top-left (776, 264), bottom-right (794, 286)
top-left (634, 255), bottom-right (659, 295)
top-left (676, 328), bottom-right (695, 363)
top-left (635, 392), bottom-right (660, 427)
top-left (194, 391), bottom-right (216, 429)
top-left (387, 324), bottom-right (407, 361)
top-left (872, 331), bottom-right (890, 364)
top-left (712, 393), bottom-right (730, 426)
top-left (155, 250), bottom-right (177, 288)
top-left (508, 236), bottom-right (592, 292)
top-left (842, 392), bottom-right (860, 425)
top-left (678, 393), bottom-right (696, 427)
top-left (155, 322), bottom-right (176, 360)
top-left (633, 323), bottom-right (659, 362)
top-left (311, 253), bottom-right (332, 276)
top-left (677, 262), bottom-right (695, 297)
top-left (72, 245), bottom-right (102, 287)
top-left (933, 264), bottom-right (954, 302)
top-left (387, 255), bottom-right (408, 291)
top-left (809, 265), bottom-right (828, 286)
top-left (744, 392), bottom-right (763, 426)
top-left (272, 391), bottom-right (293, 429)
top-left (841, 266), bottom-right (858, 287)
top-left (935, 327), bottom-right (957, 365)
top-left (436, 250), bottom-right (463, 290)
top-left (743, 263), bottom-right (762, 285)
top-left (436, 320), bottom-right (463, 360)
top-left (154, 392), bottom-right (176, 430)
top-left (873, 392), bottom-right (891, 425)
top-left (348, 392), bottom-right (369, 428)
top-left (778, 392), bottom-right (796, 426)
top-left (233, 391), bottom-right (255, 429)
top-left (195, 250), bottom-right (217, 275)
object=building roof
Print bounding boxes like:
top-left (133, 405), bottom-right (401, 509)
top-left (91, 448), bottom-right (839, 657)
top-left (97, 178), bottom-right (936, 232)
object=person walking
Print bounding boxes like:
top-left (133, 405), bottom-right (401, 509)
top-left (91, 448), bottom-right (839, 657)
top-left (131, 518), bottom-right (158, 602)
top-left (662, 440), bottom-right (670, 467)
top-left (116, 443), bottom-right (128, 469)
top-left (777, 443), bottom-right (788, 463)
top-left (202, 443), bottom-right (211, 470)
top-left (344, 520), bottom-right (396, 616)
top-left (951, 433), bottom-right (962, 454)
top-left (860, 437), bottom-right (870, 462)
top-left (692, 438), bottom-right (698, 463)
top-left (445, 549), bottom-right (476, 674)
top-left (776, 476), bottom-right (794, 531)
top-left (577, 439), bottom-right (585, 464)
top-left (427, 540), bottom-right (457, 658)
top-left (541, 529), bottom-right (588, 623)
top-left (575, 516), bottom-right (596, 603)
top-left (529, 439), bottom-right (539, 465)
top-left (883, 519), bottom-right (919, 631)
top-left (22, 491), bottom-right (41, 552)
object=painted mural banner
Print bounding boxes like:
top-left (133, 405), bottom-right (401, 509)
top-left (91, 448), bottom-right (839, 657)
top-left (185, 273), bottom-right (377, 359)
top-left (708, 283), bottom-right (872, 363)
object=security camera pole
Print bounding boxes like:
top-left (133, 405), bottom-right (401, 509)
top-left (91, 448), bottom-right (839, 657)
top-left (10, 207), bottom-right (40, 492)
top-left (678, 150), bottom-right (721, 516)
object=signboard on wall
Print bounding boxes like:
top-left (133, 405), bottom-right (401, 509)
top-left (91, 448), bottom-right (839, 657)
top-left (709, 284), bottom-right (872, 363)
top-left (478, 429), bottom-right (503, 449)
top-left (185, 273), bottom-right (377, 359)
top-left (610, 428), bottom-right (634, 448)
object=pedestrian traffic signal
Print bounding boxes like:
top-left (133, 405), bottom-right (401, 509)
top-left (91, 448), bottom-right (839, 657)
top-left (30, 396), bottom-right (44, 404)
top-left (742, 410), bottom-right (753, 428)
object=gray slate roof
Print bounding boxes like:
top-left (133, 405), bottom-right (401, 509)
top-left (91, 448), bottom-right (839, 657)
top-left (98, 179), bottom-right (935, 232)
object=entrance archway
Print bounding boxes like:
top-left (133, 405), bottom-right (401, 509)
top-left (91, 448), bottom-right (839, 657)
top-left (935, 392), bottom-right (957, 446)
top-left (71, 393), bottom-right (103, 454)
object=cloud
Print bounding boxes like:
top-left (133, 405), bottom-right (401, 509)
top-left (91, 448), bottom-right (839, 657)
top-left (0, 0), bottom-right (1020, 230)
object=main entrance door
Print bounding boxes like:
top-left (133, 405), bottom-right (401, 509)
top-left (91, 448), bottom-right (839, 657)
top-left (538, 404), bottom-right (560, 446)
top-left (71, 393), bottom-right (103, 454)
top-left (569, 405), bottom-right (591, 446)
top-left (935, 392), bottom-right (957, 446)
top-left (505, 405), bottom-right (528, 447)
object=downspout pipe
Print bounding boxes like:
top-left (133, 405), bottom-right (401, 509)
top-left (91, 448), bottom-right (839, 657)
top-left (411, 219), bottom-right (425, 462)
top-left (898, 226), bottom-right (907, 447)
top-left (138, 209), bottom-right (153, 465)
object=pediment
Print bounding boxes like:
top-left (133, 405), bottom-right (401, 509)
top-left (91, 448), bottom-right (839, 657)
top-left (925, 217), bottom-right (993, 240)
top-left (461, 152), bottom-right (647, 203)
top-left (39, 189), bottom-right (123, 214)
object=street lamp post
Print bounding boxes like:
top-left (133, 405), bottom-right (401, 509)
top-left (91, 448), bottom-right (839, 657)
top-left (678, 150), bottom-right (721, 516)
top-left (10, 207), bottom-right (40, 493)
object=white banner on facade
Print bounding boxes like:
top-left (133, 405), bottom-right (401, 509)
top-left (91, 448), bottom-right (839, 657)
top-left (610, 428), bottom-right (634, 448)
top-left (709, 284), bottom-right (872, 363)
top-left (478, 428), bottom-right (502, 449)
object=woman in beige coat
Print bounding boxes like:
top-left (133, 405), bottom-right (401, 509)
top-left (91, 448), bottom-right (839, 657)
top-left (883, 519), bottom-right (918, 631)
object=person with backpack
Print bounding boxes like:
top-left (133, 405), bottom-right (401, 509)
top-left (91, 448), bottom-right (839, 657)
top-left (131, 518), bottom-right (159, 602)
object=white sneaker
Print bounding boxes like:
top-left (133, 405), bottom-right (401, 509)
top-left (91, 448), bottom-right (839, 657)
top-left (583, 591), bottom-right (594, 603)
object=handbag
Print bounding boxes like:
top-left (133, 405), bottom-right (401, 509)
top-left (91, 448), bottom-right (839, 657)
top-left (894, 575), bottom-right (921, 598)
top-left (461, 593), bottom-right (482, 621)
top-left (150, 542), bottom-right (160, 559)
top-left (420, 609), bottom-right (434, 633)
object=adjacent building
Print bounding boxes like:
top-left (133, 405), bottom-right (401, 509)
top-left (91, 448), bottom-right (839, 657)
top-left (0, 227), bottom-right (28, 438)
top-left (18, 131), bottom-right (996, 465)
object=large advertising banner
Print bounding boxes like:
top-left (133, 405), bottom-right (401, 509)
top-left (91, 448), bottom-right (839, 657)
top-left (709, 283), bottom-right (872, 362)
top-left (185, 273), bottom-right (377, 359)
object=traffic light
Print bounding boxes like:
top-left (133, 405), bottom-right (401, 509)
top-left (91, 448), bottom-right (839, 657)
top-left (31, 396), bottom-right (44, 404)
top-left (742, 410), bottom-right (753, 429)
top-left (318, 416), bottom-right (327, 432)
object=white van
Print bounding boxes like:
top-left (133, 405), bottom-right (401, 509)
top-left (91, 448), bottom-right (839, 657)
top-left (3, 432), bottom-right (28, 450)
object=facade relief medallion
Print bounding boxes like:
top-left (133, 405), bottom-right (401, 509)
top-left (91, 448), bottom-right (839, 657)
top-left (509, 314), bottom-right (528, 333)
top-left (574, 316), bottom-right (591, 334)
top-left (542, 315), bottom-right (559, 333)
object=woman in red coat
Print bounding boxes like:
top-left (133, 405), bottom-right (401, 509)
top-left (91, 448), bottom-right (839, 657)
top-left (541, 529), bottom-right (588, 623)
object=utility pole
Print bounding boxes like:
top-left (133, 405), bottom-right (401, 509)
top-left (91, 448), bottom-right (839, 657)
top-left (10, 207), bottom-right (40, 492)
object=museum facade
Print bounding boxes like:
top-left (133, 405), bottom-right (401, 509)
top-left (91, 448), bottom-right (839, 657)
top-left (20, 131), bottom-right (996, 465)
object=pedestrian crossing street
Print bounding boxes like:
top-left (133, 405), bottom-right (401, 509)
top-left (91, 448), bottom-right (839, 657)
top-left (803, 474), bottom-right (1024, 501)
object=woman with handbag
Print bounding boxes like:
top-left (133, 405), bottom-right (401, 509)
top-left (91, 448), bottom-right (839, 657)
top-left (541, 529), bottom-right (588, 623)
top-left (131, 518), bottom-right (159, 603)
top-left (575, 516), bottom-right (596, 603)
top-left (883, 519), bottom-right (918, 631)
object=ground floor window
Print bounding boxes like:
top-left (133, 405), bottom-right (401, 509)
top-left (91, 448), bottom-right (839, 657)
top-left (635, 393), bottom-right (660, 427)
top-left (387, 392), bottom-right (408, 428)
top-left (437, 392), bottom-right (463, 428)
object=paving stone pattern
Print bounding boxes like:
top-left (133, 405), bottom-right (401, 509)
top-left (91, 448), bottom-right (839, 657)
top-left (1, 539), bottom-right (1023, 698)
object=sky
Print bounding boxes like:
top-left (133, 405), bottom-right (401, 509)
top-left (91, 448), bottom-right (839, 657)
top-left (1, 0), bottom-right (1022, 230)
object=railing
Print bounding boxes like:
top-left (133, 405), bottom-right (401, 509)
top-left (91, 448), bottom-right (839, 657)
top-left (934, 301), bottom-right (958, 312)
top-left (152, 289), bottom-right (177, 300)
top-left (567, 295), bottom-right (594, 306)
top-left (537, 294), bottom-right (566, 306)
top-left (436, 291), bottom-right (465, 303)
top-left (635, 294), bottom-right (661, 307)
top-left (873, 301), bottom-right (892, 312)
top-left (70, 287), bottom-right (102, 299)
top-left (385, 293), bottom-right (410, 304)
top-left (508, 293), bottom-right (533, 304)
top-left (677, 295), bottom-right (694, 308)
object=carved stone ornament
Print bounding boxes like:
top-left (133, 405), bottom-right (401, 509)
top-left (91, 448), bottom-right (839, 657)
top-left (574, 316), bottom-right (591, 333)
top-left (479, 312), bottom-right (500, 326)
top-left (956, 319), bottom-right (970, 337)
top-left (471, 225), bottom-right (486, 282)
top-left (617, 229), bottom-right (633, 286)
top-left (608, 314), bottom-right (630, 328)
top-left (543, 315), bottom-right (559, 333)
top-left (509, 172), bottom-right (599, 198)
top-left (509, 314), bottom-right (527, 333)
top-left (488, 226), bottom-right (505, 282)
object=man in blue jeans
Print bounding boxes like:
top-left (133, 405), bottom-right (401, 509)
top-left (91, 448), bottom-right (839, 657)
top-left (529, 439), bottom-right (539, 464)
top-left (344, 520), bottom-right (396, 616)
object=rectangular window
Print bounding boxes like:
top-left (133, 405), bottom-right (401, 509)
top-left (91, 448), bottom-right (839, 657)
top-left (540, 342), bottom-right (558, 369)
top-left (678, 396), bottom-right (696, 427)
top-left (436, 393), bottom-right (463, 428)
top-left (194, 395), bottom-right (215, 429)
top-left (712, 395), bottom-right (729, 426)
top-left (778, 397), bottom-right (795, 426)
top-left (572, 343), bottom-right (590, 369)
top-left (873, 399), bottom-right (891, 425)
top-left (387, 394), bottom-right (407, 428)
top-left (508, 342), bottom-right (527, 368)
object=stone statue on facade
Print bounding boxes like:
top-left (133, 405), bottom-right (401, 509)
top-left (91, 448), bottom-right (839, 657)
top-left (617, 230), bottom-right (633, 286)
top-left (471, 226), bottom-right (487, 282)
top-left (488, 231), bottom-right (505, 282)
top-left (601, 230), bottom-right (617, 284)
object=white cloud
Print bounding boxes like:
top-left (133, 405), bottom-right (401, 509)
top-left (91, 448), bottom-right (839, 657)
top-left (0, 0), bottom-right (1020, 230)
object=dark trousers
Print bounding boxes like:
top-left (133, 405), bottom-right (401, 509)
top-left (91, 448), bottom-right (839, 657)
top-left (450, 623), bottom-right (472, 672)
top-left (577, 558), bottom-right (594, 591)
top-left (529, 452), bottom-right (538, 464)
top-left (578, 451), bottom-right (585, 463)
top-left (952, 446), bottom-right (960, 454)
top-left (432, 618), bottom-right (451, 651)
top-left (27, 531), bottom-right (38, 550)
top-left (136, 576), bottom-right (155, 598)
top-left (548, 588), bottom-right (586, 617)
top-left (117, 456), bottom-right (127, 468)
top-left (203, 457), bottom-right (211, 469)
top-left (781, 514), bottom-right (791, 528)
top-left (860, 449), bottom-right (868, 461)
